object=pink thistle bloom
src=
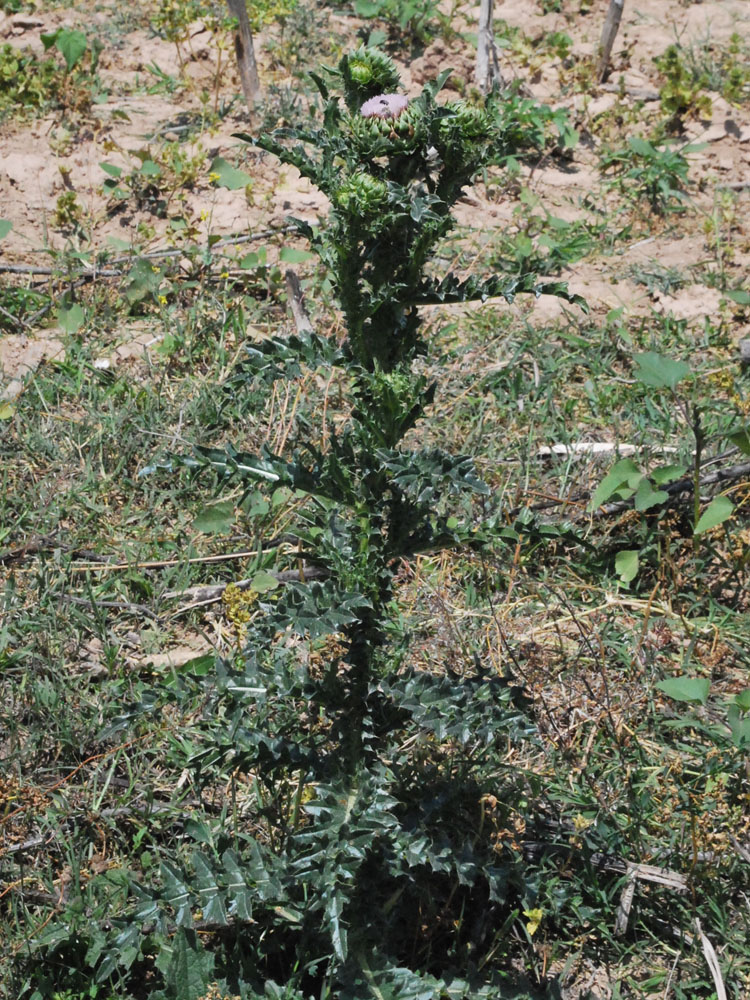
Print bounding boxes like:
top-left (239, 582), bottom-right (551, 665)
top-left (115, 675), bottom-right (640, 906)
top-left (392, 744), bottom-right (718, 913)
top-left (360, 94), bottom-right (409, 119)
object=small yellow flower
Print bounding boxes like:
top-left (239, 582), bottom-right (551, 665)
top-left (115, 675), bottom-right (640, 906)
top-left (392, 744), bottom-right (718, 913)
top-left (523, 908), bottom-right (543, 937)
top-left (572, 813), bottom-right (593, 832)
top-left (223, 583), bottom-right (258, 644)
top-left (208, 171), bottom-right (221, 183)
top-left (158, 295), bottom-right (168, 305)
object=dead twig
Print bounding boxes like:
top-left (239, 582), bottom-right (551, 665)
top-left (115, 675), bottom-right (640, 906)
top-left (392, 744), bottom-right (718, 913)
top-left (165, 565), bottom-right (328, 605)
top-left (694, 918), bottom-right (728, 1000)
top-left (0, 737), bottom-right (151, 827)
top-left (66, 548), bottom-right (268, 574)
top-left (0, 227), bottom-right (298, 280)
top-left (107, 226), bottom-right (297, 267)
top-left (285, 269), bottom-right (315, 336)
top-left (600, 82), bottom-right (659, 101)
top-left (0, 534), bottom-right (115, 567)
top-left (503, 455), bottom-right (749, 521)
top-left (0, 301), bottom-right (31, 329)
top-left (60, 595), bottom-right (161, 620)
top-left (728, 834), bottom-right (750, 864)
top-left (594, 459), bottom-right (750, 518)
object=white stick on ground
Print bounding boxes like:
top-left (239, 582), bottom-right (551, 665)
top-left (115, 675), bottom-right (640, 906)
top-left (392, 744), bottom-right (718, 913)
top-left (226, 0), bottom-right (261, 107)
top-left (694, 919), bottom-right (728, 1000)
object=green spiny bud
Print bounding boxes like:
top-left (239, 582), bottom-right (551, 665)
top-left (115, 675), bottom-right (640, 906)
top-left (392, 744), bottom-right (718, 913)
top-left (335, 173), bottom-right (389, 215)
top-left (439, 101), bottom-right (493, 141)
top-left (346, 103), bottom-right (426, 157)
top-left (339, 46), bottom-right (401, 112)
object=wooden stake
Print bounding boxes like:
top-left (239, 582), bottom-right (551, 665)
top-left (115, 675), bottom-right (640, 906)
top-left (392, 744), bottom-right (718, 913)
top-left (475, 0), bottom-right (504, 94)
top-left (598, 0), bottom-right (625, 83)
top-left (226, 0), bottom-right (261, 108)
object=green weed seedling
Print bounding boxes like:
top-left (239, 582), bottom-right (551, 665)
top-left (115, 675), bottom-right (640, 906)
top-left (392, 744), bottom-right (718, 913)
top-left (354, 0), bottom-right (449, 47)
top-left (487, 188), bottom-right (604, 278)
top-left (100, 143), bottom-right (209, 220)
top-left (655, 35), bottom-right (750, 126)
top-left (0, 28), bottom-right (100, 120)
top-left (590, 349), bottom-right (750, 585)
top-left (657, 678), bottom-right (750, 753)
top-left (599, 135), bottom-right (700, 214)
top-left (655, 42), bottom-right (713, 128)
top-left (152, 0), bottom-right (297, 108)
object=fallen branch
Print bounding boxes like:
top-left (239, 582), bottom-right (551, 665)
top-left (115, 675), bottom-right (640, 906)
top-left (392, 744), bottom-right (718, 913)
top-left (594, 459), bottom-right (750, 518)
top-left (164, 565), bottom-right (329, 605)
top-left (61, 594), bottom-right (161, 620)
top-left (503, 454), bottom-right (749, 522)
top-left (537, 442), bottom-right (678, 459)
top-left (695, 918), bottom-right (728, 1000)
top-left (0, 534), bottom-right (115, 567)
top-left (600, 82), bottom-right (659, 101)
top-left (0, 226), bottom-right (298, 280)
top-left (108, 226), bottom-right (297, 266)
top-left (67, 548), bottom-right (272, 574)
top-left (0, 301), bottom-right (31, 329)
top-left (0, 263), bottom-right (120, 277)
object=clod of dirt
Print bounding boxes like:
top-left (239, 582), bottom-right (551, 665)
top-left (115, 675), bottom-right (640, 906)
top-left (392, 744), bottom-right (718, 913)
top-left (408, 38), bottom-right (474, 92)
top-left (0, 331), bottom-right (65, 401)
top-left (653, 284), bottom-right (724, 322)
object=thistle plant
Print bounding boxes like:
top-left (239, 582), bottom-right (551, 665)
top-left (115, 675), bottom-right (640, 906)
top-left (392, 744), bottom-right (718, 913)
top-left (55, 49), bottom-right (583, 999)
top-left (242, 46), bottom-right (577, 377)
top-left (216, 46), bottom-right (581, 776)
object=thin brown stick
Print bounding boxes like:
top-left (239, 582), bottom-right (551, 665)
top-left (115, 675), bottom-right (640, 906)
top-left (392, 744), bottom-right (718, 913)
top-left (0, 263), bottom-right (121, 277)
top-left (0, 301), bottom-right (31, 329)
top-left (600, 82), bottom-right (659, 100)
top-left (67, 548), bottom-right (260, 574)
top-left (694, 919), bottom-right (728, 1000)
top-left (0, 227), bottom-right (297, 279)
top-left (165, 566), bottom-right (328, 605)
top-left (594, 460), bottom-right (750, 518)
top-left (0, 535), bottom-right (115, 567)
top-left (60, 595), bottom-right (161, 619)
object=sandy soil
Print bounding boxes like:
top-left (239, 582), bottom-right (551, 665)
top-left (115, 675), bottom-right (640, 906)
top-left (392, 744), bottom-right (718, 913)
top-left (2, 0), bottom-right (750, 389)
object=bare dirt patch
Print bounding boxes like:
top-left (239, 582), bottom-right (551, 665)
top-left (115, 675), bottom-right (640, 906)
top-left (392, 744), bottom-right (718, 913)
top-left (1, 0), bottom-right (750, 368)
top-left (0, 330), bottom-right (65, 400)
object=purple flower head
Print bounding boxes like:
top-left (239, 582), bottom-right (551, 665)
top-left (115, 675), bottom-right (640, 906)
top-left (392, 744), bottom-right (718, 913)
top-left (360, 94), bottom-right (409, 120)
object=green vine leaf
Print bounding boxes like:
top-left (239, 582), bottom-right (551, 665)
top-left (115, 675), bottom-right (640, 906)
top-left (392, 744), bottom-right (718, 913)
top-left (694, 494), bottom-right (733, 534)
